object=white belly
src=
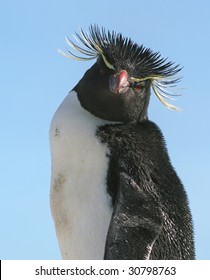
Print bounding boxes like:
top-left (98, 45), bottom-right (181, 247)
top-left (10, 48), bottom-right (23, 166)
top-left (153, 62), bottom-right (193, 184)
top-left (50, 91), bottom-right (113, 259)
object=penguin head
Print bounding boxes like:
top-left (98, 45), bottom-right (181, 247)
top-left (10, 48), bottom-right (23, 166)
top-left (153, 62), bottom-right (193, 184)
top-left (61, 25), bottom-right (181, 122)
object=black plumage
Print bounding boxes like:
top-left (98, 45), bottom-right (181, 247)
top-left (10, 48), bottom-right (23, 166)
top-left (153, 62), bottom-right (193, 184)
top-left (97, 122), bottom-right (194, 259)
top-left (56, 25), bottom-right (195, 259)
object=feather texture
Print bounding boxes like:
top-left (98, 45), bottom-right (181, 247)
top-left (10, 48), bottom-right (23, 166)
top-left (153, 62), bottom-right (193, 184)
top-left (59, 25), bottom-right (182, 110)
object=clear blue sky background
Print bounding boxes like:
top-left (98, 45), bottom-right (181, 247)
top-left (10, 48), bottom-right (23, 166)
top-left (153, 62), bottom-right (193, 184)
top-left (0, 0), bottom-right (209, 260)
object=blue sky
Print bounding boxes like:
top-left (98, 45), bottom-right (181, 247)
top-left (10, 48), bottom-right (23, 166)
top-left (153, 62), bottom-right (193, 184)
top-left (0, 0), bottom-right (209, 259)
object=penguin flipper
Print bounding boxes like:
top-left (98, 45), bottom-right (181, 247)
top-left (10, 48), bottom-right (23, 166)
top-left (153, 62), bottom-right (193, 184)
top-left (104, 172), bottom-right (163, 260)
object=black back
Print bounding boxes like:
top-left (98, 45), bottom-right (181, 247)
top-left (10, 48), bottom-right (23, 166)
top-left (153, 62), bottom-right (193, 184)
top-left (97, 121), bottom-right (195, 259)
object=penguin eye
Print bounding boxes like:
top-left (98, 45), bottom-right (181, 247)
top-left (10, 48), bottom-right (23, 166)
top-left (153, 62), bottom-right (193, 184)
top-left (131, 80), bottom-right (146, 93)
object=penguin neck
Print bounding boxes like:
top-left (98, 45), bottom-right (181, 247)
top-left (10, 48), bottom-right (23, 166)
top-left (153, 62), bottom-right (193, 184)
top-left (75, 88), bottom-right (150, 124)
top-left (137, 89), bottom-right (151, 122)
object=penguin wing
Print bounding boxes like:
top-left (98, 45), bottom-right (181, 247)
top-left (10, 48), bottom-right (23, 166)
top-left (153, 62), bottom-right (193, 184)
top-left (104, 171), bottom-right (163, 260)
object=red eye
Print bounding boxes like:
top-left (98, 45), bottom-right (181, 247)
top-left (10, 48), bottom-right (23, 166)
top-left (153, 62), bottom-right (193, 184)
top-left (132, 81), bottom-right (146, 93)
top-left (134, 84), bottom-right (142, 92)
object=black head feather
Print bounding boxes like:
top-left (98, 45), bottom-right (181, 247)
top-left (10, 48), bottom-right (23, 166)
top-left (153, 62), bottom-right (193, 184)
top-left (60, 24), bottom-right (182, 110)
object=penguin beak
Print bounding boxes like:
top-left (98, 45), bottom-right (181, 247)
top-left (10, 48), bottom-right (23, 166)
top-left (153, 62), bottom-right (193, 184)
top-left (109, 70), bottom-right (130, 94)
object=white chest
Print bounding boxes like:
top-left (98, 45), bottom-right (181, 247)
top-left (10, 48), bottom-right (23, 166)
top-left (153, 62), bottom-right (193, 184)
top-left (50, 91), bottom-right (113, 259)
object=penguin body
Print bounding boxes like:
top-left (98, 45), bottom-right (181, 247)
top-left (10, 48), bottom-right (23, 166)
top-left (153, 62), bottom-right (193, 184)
top-left (97, 121), bottom-right (194, 259)
top-left (50, 25), bottom-right (195, 259)
top-left (50, 92), bottom-right (113, 259)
